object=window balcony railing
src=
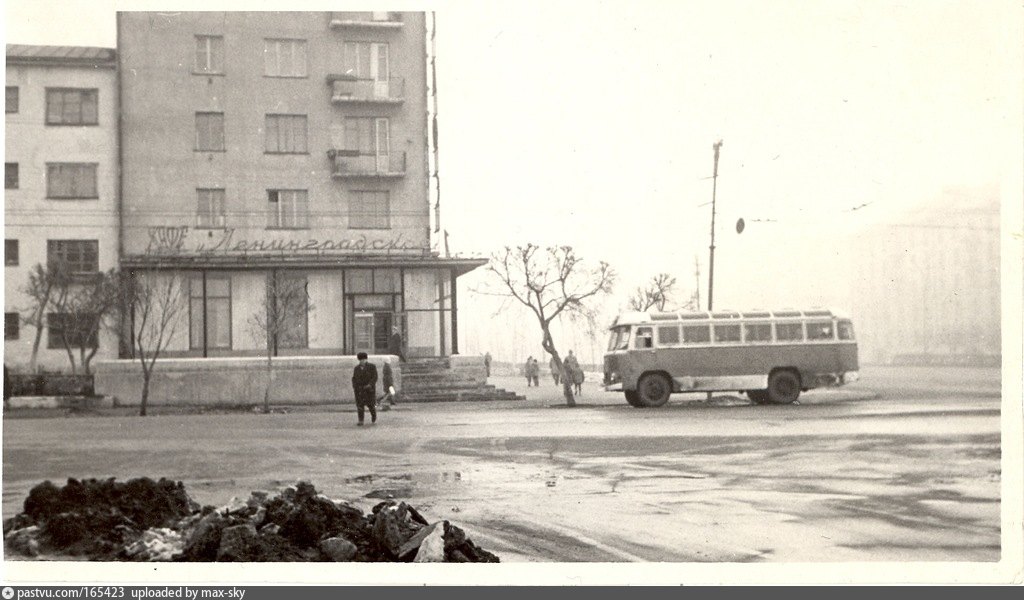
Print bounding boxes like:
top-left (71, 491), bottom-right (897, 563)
top-left (328, 75), bottom-right (405, 104)
top-left (329, 12), bottom-right (403, 29)
top-left (328, 150), bottom-right (406, 178)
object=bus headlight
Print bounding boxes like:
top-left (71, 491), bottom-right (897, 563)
top-left (842, 371), bottom-right (859, 384)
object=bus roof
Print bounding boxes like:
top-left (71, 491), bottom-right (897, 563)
top-left (609, 308), bottom-right (852, 328)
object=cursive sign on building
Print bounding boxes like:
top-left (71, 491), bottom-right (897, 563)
top-left (144, 227), bottom-right (421, 256)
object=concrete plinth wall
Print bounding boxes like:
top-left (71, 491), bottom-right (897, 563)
top-left (94, 355), bottom-right (401, 407)
top-left (450, 355), bottom-right (487, 385)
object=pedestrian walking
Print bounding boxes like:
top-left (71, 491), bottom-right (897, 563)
top-left (377, 361), bottom-right (399, 411)
top-left (531, 358), bottom-right (540, 387)
top-left (388, 326), bottom-right (405, 362)
top-left (352, 352), bottom-right (378, 426)
top-left (549, 356), bottom-right (560, 385)
top-left (572, 365), bottom-right (585, 396)
top-left (484, 351), bottom-right (492, 377)
top-left (524, 356), bottom-right (535, 387)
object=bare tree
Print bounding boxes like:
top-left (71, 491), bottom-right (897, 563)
top-left (486, 245), bottom-right (615, 406)
top-left (124, 271), bottom-right (188, 416)
top-left (19, 264), bottom-right (67, 373)
top-left (48, 269), bottom-right (121, 375)
top-left (628, 273), bottom-right (677, 312)
top-left (248, 272), bottom-right (313, 414)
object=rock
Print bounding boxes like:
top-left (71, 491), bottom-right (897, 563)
top-left (320, 536), bottom-right (358, 561)
top-left (247, 491), bottom-right (269, 508)
top-left (371, 509), bottom-right (405, 557)
top-left (216, 523), bottom-right (258, 561)
top-left (250, 507), bottom-right (267, 528)
top-left (180, 511), bottom-right (228, 561)
top-left (5, 526), bottom-right (42, 557)
top-left (218, 496), bottom-right (249, 516)
top-left (412, 524), bottom-right (445, 563)
top-left (122, 528), bottom-right (184, 561)
top-left (398, 521), bottom-right (441, 559)
top-left (259, 523), bottom-right (281, 536)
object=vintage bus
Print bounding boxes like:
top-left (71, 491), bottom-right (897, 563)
top-left (603, 308), bottom-right (859, 407)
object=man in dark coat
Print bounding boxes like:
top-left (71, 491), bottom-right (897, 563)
top-left (388, 326), bottom-right (405, 362)
top-left (352, 352), bottom-right (378, 426)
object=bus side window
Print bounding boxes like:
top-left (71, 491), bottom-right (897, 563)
top-left (657, 325), bottom-right (680, 345)
top-left (807, 321), bottom-right (833, 340)
top-left (636, 327), bottom-right (654, 349)
top-left (776, 322), bottom-right (803, 342)
top-left (682, 325), bottom-right (710, 344)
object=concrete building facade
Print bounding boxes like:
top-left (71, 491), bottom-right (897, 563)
top-left (848, 186), bottom-right (1000, 365)
top-left (4, 45), bottom-right (120, 372)
top-left (117, 12), bottom-right (483, 360)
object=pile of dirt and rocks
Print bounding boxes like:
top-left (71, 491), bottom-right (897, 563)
top-left (3, 478), bottom-right (499, 563)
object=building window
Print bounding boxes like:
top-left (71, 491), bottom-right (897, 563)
top-left (47, 312), bottom-right (98, 349)
top-left (265, 114), bottom-right (308, 154)
top-left (349, 190), bottom-right (390, 229)
top-left (6, 87), bottom-right (18, 113)
top-left (273, 274), bottom-right (309, 349)
top-left (5, 240), bottom-right (18, 266)
top-left (344, 269), bottom-right (401, 294)
top-left (343, 42), bottom-right (389, 79)
top-left (196, 189), bottom-right (226, 228)
top-left (264, 38), bottom-right (307, 77)
top-left (195, 35), bottom-right (224, 74)
top-left (5, 163), bottom-right (18, 189)
top-left (195, 112), bottom-right (225, 152)
top-left (46, 163), bottom-right (98, 199)
top-left (45, 88), bottom-right (98, 125)
top-left (343, 117), bottom-right (389, 154)
top-left (189, 276), bottom-right (232, 350)
top-left (267, 190), bottom-right (309, 229)
top-left (47, 240), bottom-right (99, 276)
top-left (5, 312), bottom-right (19, 340)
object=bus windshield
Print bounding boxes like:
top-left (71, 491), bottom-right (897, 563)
top-left (607, 326), bottom-right (631, 351)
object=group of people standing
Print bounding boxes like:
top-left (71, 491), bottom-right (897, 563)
top-left (524, 351), bottom-right (585, 394)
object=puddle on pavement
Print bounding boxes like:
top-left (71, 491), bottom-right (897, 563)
top-left (346, 471), bottom-right (464, 500)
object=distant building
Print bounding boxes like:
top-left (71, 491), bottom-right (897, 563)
top-left (848, 186), bottom-right (1000, 365)
top-left (4, 45), bottom-right (120, 372)
top-left (116, 12), bottom-right (483, 359)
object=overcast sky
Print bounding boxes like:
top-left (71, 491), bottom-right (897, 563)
top-left (6, 0), bottom-right (1022, 363)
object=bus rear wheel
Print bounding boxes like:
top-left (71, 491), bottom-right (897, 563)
top-left (767, 370), bottom-right (801, 404)
top-left (636, 373), bottom-right (671, 407)
top-left (746, 389), bottom-right (769, 404)
top-left (624, 390), bottom-right (642, 407)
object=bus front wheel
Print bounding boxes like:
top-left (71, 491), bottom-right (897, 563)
top-left (636, 373), bottom-right (672, 407)
top-left (767, 370), bottom-right (801, 404)
top-left (624, 390), bottom-right (642, 407)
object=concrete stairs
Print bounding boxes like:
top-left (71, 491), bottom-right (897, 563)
top-left (399, 358), bottom-right (524, 403)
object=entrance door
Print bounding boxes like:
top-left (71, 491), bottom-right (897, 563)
top-left (371, 43), bottom-right (389, 99)
top-left (372, 312), bottom-right (392, 354)
top-left (374, 118), bottom-right (390, 173)
top-left (353, 313), bottom-right (374, 354)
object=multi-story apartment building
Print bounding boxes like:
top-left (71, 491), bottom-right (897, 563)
top-left (4, 45), bottom-right (120, 372)
top-left (848, 185), bottom-right (1000, 365)
top-left (116, 11), bottom-right (483, 359)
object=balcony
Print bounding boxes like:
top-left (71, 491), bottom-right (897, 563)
top-left (329, 12), bottom-right (403, 29)
top-left (328, 75), bottom-right (404, 104)
top-left (329, 150), bottom-right (406, 178)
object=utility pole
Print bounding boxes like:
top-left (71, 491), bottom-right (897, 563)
top-left (707, 140), bottom-right (723, 311)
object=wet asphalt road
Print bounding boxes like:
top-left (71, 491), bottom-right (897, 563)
top-left (1, 366), bottom-right (1002, 562)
